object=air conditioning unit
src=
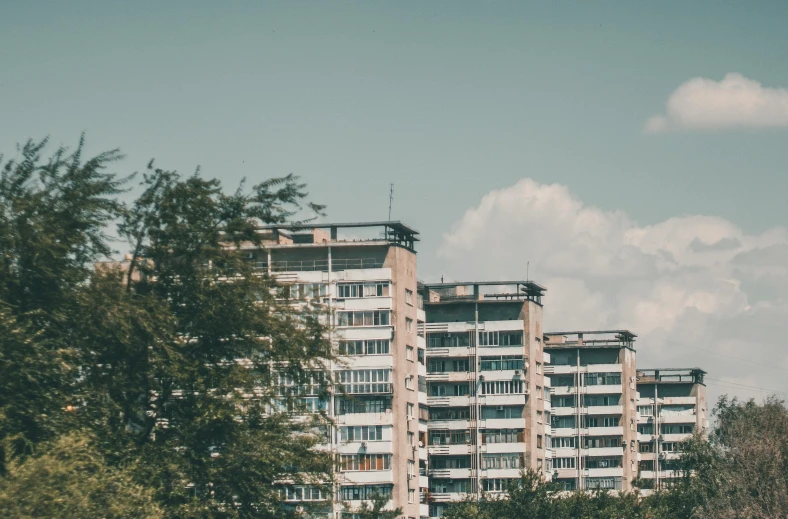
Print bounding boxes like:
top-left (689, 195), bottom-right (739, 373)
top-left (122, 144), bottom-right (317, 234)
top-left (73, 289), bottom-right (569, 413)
top-left (514, 370), bottom-right (522, 376)
top-left (360, 441), bottom-right (368, 449)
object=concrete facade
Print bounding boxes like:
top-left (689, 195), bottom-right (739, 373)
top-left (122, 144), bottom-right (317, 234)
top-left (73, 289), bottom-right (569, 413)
top-left (544, 331), bottom-right (640, 492)
top-left (635, 369), bottom-right (707, 490)
top-left (419, 282), bottom-right (549, 518)
top-left (255, 222), bottom-right (427, 518)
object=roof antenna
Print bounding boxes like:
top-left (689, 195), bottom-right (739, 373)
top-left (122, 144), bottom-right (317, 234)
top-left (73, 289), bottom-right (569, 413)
top-left (388, 183), bottom-right (394, 221)
top-left (527, 260), bottom-right (530, 282)
top-left (441, 275), bottom-right (444, 283)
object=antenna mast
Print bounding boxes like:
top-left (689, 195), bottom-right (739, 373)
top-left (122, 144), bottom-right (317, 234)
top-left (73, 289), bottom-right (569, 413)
top-left (388, 183), bottom-right (394, 220)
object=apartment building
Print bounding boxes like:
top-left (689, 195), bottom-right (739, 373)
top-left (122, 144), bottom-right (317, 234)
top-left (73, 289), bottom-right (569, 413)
top-left (250, 221), bottom-right (427, 519)
top-left (635, 368), bottom-right (707, 489)
top-left (420, 281), bottom-right (549, 518)
top-left (543, 331), bottom-right (640, 492)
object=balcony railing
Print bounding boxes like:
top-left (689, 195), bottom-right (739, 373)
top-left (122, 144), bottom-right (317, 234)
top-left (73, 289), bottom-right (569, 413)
top-left (257, 258), bottom-right (385, 272)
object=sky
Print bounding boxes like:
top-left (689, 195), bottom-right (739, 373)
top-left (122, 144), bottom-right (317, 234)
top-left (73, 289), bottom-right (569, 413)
top-left (2, 1), bottom-right (787, 405)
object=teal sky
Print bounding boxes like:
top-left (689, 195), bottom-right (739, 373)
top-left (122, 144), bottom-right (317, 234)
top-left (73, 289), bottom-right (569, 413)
top-left (2, 1), bottom-right (788, 399)
top-left (3, 1), bottom-right (788, 267)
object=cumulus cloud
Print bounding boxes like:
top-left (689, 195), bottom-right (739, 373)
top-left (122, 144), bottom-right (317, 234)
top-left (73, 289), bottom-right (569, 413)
top-left (645, 73), bottom-right (788, 132)
top-left (437, 179), bottom-right (788, 404)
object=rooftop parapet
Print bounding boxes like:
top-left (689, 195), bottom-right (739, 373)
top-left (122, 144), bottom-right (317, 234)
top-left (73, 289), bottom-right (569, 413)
top-left (256, 221), bottom-right (419, 251)
top-left (418, 280), bottom-right (545, 306)
top-left (544, 330), bottom-right (636, 350)
top-left (636, 368), bottom-right (706, 385)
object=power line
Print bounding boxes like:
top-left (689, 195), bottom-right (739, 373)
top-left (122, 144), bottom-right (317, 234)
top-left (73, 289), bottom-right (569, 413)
top-left (705, 376), bottom-right (788, 397)
top-left (665, 338), bottom-right (788, 373)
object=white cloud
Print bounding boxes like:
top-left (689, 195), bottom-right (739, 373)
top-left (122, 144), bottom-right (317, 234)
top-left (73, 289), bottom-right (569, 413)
top-left (645, 73), bottom-right (788, 132)
top-left (437, 178), bottom-right (788, 404)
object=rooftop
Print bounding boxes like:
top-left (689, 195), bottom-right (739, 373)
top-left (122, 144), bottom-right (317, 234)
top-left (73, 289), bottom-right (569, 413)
top-left (258, 221), bottom-right (419, 251)
top-left (544, 330), bottom-right (637, 350)
top-left (419, 280), bottom-right (545, 306)
top-left (637, 368), bottom-right (706, 385)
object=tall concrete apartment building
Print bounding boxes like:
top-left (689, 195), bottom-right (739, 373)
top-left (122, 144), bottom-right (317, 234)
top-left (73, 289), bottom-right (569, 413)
top-left (544, 331), bottom-right (640, 492)
top-left (636, 368), bottom-right (708, 489)
top-left (419, 281), bottom-right (550, 518)
top-left (252, 222), bottom-right (427, 518)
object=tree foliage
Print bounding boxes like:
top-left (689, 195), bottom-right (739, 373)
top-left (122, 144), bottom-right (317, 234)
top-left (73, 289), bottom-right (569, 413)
top-left (0, 138), bottom-right (333, 518)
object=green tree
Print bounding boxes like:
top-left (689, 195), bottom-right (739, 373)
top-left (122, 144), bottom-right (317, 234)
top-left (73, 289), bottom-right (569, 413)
top-left (1, 138), bottom-right (336, 518)
top-left (0, 137), bottom-right (129, 472)
top-left (348, 492), bottom-right (403, 519)
top-left (0, 433), bottom-right (163, 518)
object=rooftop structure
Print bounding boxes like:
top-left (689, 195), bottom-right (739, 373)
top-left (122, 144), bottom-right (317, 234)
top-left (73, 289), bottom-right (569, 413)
top-left (544, 330), bottom-right (640, 492)
top-left (636, 368), bottom-right (708, 491)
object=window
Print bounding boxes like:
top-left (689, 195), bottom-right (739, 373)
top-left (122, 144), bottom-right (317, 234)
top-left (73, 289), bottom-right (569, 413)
top-left (432, 457), bottom-right (471, 469)
top-left (408, 460), bottom-right (415, 478)
top-left (638, 405), bottom-right (654, 416)
top-left (480, 355), bottom-right (524, 371)
top-left (335, 397), bottom-right (391, 415)
top-left (339, 339), bottom-right (390, 356)
top-left (537, 434), bottom-right (543, 448)
top-left (432, 430), bottom-right (471, 445)
top-left (340, 454), bottom-right (391, 471)
top-left (407, 431), bottom-right (415, 445)
top-left (537, 411), bottom-right (543, 424)
top-left (661, 424), bottom-right (694, 434)
top-left (585, 395), bottom-right (620, 406)
top-left (638, 424), bottom-right (654, 435)
top-left (407, 403), bottom-right (414, 420)
top-left (584, 372), bottom-right (621, 386)
top-left (482, 478), bottom-right (515, 492)
top-left (406, 346), bottom-right (414, 361)
top-left (554, 457), bottom-right (576, 469)
top-left (337, 310), bottom-right (391, 327)
top-left (427, 332), bottom-right (471, 348)
top-left (481, 406), bottom-right (522, 419)
top-left (340, 426), bottom-right (385, 442)
top-left (551, 416), bottom-right (576, 429)
top-left (340, 485), bottom-right (392, 501)
top-left (428, 359), bottom-right (469, 373)
top-left (536, 362), bottom-right (542, 374)
top-left (417, 348), bottom-right (425, 365)
top-left (478, 331), bottom-right (523, 346)
top-left (408, 489), bottom-right (415, 503)
top-left (337, 282), bottom-right (389, 298)
top-left (482, 454), bottom-right (522, 469)
top-left (552, 437), bottom-right (577, 449)
top-left (536, 386), bottom-right (543, 400)
top-left (406, 318), bottom-right (414, 333)
top-left (586, 477), bottom-right (620, 490)
top-left (405, 376), bottom-right (414, 391)
top-left (430, 383), bottom-right (470, 397)
top-left (405, 289), bottom-right (413, 306)
top-left (480, 380), bottom-right (523, 395)
top-left (280, 486), bottom-right (326, 501)
top-left (639, 442), bottom-right (653, 453)
top-left (586, 457), bottom-right (622, 469)
top-left (584, 436), bottom-right (621, 448)
top-left (431, 407), bottom-right (471, 420)
top-left (481, 429), bottom-right (522, 444)
top-left (336, 370), bottom-right (392, 394)
top-left (276, 283), bottom-right (328, 300)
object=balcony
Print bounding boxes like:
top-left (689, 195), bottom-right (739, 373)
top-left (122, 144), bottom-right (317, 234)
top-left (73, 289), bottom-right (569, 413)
top-left (429, 468), bottom-right (472, 479)
top-left (427, 395), bottom-right (471, 407)
top-left (268, 258), bottom-right (385, 272)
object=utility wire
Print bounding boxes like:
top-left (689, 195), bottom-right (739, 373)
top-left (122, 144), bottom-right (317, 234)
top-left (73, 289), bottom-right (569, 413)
top-left (665, 338), bottom-right (788, 373)
top-left (705, 376), bottom-right (788, 397)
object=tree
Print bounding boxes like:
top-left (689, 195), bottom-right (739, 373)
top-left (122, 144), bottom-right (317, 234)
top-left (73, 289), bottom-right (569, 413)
top-left (1, 137), bottom-right (335, 518)
top-left (0, 137), bottom-right (129, 472)
top-left (0, 433), bottom-right (163, 518)
top-left (348, 492), bottom-right (402, 519)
